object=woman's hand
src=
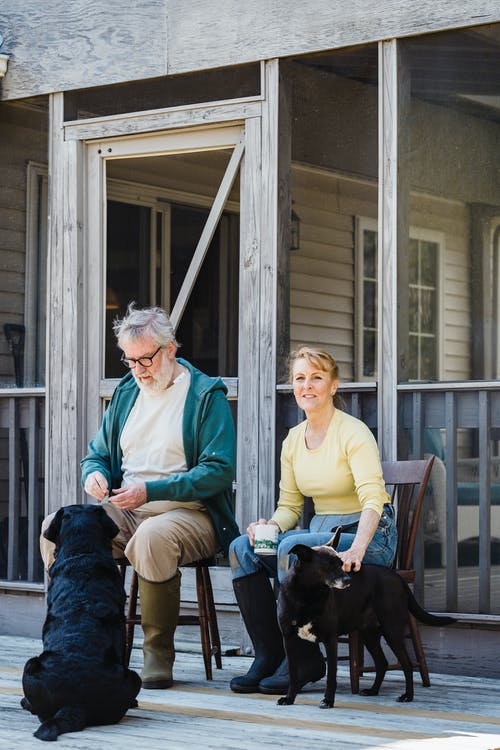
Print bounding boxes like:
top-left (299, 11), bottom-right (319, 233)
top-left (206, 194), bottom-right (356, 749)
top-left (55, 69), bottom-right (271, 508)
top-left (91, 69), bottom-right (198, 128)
top-left (110, 482), bottom-right (147, 510)
top-left (337, 545), bottom-right (365, 573)
top-left (246, 518), bottom-right (280, 547)
top-left (84, 471), bottom-right (109, 501)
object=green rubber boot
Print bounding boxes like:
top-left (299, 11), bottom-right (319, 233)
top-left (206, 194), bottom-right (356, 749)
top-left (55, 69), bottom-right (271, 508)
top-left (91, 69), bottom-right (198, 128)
top-left (138, 571), bottom-right (181, 689)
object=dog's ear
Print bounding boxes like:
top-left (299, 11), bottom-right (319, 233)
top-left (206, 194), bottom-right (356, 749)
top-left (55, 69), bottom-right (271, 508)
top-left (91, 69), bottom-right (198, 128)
top-left (289, 544), bottom-right (314, 562)
top-left (98, 508), bottom-right (120, 539)
top-left (43, 508), bottom-right (65, 543)
top-left (326, 526), bottom-right (342, 550)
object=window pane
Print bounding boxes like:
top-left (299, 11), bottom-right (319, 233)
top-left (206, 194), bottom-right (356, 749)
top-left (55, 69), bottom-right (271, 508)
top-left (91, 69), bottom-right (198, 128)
top-left (421, 241), bottom-right (437, 285)
top-left (408, 287), bottom-right (419, 331)
top-left (420, 288), bottom-right (436, 334)
top-left (64, 64), bottom-right (261, 120)
top-left (286, 43), bottom-right (379, 382)
top-left (105, 150), bottom-right (239, 379)
top-left (363, 280), bottom-right (376, 328)
top-left (363, 330), bottom-right (376, 377)
top-left (404, 23), bottom-right (500, 383)
top-left (409, 239), bottom-right (418, 285)
top-left (408, 334), bottom-right (418, 378)
top-left (364, 230), bottom-right (377, 277)
top-left (0, 98), bottom-right (48, 388)
top-left (420, 336), bottom-right (436, 380)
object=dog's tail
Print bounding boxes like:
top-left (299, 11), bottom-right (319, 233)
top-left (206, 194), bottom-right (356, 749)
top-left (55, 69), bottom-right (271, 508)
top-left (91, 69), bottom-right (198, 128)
top-left (404, 580), bottom-right (456, 627)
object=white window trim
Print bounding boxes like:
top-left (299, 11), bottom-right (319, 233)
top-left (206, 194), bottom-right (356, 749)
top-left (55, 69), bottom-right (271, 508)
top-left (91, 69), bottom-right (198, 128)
top-left (355, 215), bottom-right (378, 382)
top-left (355, 217), bottom-right (444, 381)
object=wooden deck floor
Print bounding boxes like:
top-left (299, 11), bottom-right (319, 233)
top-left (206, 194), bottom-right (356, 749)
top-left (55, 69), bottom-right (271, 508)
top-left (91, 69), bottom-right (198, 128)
top-left (1, 635), bottom-right (499, 750)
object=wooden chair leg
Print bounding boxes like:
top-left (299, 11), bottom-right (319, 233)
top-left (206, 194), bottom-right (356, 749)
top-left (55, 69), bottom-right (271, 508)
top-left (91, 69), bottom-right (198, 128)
top-left (202, 565), bottom-right (222, 669)
top-left (408, 613), bottom-right (430, 687)
top-left (195, 564), bottom-right (213, 680)
top-left (125, 568), bottom-right (139, 667)
top-left (348, 631), bottom-right (362, 694)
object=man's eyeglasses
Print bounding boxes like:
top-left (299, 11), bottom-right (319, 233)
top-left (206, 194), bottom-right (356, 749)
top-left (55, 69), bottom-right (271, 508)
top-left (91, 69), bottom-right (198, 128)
top-left (120, 346), bottom-right (163, 369)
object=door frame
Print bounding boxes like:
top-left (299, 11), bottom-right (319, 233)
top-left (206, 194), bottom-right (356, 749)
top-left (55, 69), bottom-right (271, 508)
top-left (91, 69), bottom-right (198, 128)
top-left (47, 78), bottom-right (286, 531)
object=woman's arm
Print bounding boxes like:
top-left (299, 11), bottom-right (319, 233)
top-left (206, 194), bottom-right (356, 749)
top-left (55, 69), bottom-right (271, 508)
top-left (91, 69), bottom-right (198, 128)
top-left (337, 507), bottom-right (380, 572)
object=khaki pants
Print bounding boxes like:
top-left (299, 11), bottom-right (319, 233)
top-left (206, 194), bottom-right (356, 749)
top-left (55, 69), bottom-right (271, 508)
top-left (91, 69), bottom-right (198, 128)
top-left (40, 500), bottom-right (219, 582)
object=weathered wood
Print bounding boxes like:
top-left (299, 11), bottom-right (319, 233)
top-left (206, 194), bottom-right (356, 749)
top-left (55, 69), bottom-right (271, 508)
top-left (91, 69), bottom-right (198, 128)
top-left (46, 94), bottom-right (85, 512)
top-left (236, 116), bottom-right (261, 532)
top-left (378, 40), bottom-right (410, 462)
top-left (2, 0), bottom-right (499, 100)
top-left (64, 101), bottom-right (261, 142)
top-left (257, 60), bottom-right (291, 519)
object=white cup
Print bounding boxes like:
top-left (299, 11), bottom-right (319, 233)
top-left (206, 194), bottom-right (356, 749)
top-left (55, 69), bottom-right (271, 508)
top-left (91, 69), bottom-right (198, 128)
top-left (253, 524), bottom-right (279, 555)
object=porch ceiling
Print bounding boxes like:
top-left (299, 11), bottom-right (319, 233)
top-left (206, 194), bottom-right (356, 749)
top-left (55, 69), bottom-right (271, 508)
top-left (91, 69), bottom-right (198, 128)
top-left (295, 26), bottom-right (500, 122)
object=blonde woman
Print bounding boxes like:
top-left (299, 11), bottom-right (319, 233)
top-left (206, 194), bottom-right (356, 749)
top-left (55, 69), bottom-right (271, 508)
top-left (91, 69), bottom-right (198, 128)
top-left (229, 347), bottom-right (396, 694)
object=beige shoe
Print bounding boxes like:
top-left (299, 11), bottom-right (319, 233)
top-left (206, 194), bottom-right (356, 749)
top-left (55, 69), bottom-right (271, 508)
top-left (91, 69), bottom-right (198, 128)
top-left (138, 571), bottom-right (181, 689)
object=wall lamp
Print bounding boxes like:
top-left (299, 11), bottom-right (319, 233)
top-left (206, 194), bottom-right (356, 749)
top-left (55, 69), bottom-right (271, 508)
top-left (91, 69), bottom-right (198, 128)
top-left (290, 208), bottom-right (301, 251)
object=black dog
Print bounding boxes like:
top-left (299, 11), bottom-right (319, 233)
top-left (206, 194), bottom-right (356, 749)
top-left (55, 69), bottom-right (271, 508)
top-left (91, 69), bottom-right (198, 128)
top-left (277, 528), bottom-right (455, 709)
top-left (21, 504), bottom-right (141, 741)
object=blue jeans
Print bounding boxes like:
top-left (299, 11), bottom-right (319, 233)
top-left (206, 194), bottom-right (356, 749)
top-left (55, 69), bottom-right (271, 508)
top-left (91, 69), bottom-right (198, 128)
top-left (229, 504), bottom-right (397, 583)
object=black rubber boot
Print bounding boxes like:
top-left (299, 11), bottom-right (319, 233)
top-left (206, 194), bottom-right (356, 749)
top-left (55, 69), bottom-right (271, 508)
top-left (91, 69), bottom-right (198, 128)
top-left (258, 638), bottom-right (326, 694)
top-left (230, 571), bottom-right (285, 693)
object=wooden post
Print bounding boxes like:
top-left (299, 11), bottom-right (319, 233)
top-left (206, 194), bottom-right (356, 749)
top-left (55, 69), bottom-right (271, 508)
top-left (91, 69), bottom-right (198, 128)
top-left (236, 116), bottom-right (262, 532)
top-left (46, 93), bottom-right (85, 514)
top-left (378, 40), bottom-right (410, 461)
top-left (256, 59), bottom-right (292, 523)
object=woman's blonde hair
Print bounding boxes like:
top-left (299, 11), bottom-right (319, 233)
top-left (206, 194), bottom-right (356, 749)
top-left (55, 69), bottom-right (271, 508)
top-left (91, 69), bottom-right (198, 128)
top-left (289, 346), bottom-right (344, 409)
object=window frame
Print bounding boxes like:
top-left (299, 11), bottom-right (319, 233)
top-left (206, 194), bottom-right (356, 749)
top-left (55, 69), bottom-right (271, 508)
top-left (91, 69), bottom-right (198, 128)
top-left (355, 217), bottom-right (444, 382)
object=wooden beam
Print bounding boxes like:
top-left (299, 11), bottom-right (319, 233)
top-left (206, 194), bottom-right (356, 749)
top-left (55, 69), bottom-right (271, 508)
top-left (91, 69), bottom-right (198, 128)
top-left (64, 101), bottom-right (261, 142)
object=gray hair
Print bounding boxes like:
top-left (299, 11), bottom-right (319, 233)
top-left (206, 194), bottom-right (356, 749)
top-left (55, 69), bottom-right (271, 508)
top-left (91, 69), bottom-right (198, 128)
top-left (113, 302), bottom-right (179, 350)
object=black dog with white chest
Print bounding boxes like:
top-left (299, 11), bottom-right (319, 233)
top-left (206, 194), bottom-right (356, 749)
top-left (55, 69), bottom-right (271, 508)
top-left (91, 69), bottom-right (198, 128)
top-left (21, 504), bottom-right (141, 741)
top-left (277, 527), bottom-right (455, 709)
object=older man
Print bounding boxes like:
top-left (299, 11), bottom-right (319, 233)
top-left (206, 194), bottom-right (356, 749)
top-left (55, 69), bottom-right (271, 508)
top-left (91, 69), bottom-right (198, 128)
top-left (41, 303), bottom-right (239, 689)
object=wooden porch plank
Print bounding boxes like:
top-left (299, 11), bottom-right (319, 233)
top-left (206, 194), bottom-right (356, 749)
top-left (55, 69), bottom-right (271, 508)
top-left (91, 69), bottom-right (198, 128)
top-left (2, 634), bottom-right (500, 750)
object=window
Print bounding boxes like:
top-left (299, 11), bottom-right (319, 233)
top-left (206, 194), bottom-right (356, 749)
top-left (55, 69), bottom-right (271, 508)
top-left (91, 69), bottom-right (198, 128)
top-left (356, 219), bottom-right (442, 381)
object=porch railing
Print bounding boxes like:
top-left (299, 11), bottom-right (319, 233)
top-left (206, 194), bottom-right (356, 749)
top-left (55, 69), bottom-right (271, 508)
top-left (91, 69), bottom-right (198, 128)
top-left (0, 388), bottom-right (45, 586)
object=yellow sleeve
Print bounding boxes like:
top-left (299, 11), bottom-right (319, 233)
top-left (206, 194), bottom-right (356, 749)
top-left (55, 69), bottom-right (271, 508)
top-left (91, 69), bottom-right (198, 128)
top-left (270, 431), bottom-right (305, 531)
top-left (343, 420), bottom-right (388, 516)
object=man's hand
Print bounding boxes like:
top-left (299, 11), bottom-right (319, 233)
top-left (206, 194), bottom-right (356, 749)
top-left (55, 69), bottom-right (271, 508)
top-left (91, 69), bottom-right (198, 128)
top-left (110, 482), bottom-right (147, 510)
top-left (84, 471), bottom-right (109, 501)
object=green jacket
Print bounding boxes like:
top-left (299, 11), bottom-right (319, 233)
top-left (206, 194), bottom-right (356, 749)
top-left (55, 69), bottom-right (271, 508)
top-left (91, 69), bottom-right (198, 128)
top-left (80, 358), bottom-right (240, 555)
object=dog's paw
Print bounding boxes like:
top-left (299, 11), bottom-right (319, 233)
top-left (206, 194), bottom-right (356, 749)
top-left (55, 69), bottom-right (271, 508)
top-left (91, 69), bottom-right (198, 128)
top-left (20, 697), bottom-right (33, 713)
top-left (397, 693), bottom-right (413, 703)
top-left (360, 687), bottom-right (379, 696)
top-left (319, 698), bottom-right (334, 709)
top-left (277, 696), bottom-right (294, 706)
top-left (34, 720), bottom-right (59, 741)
